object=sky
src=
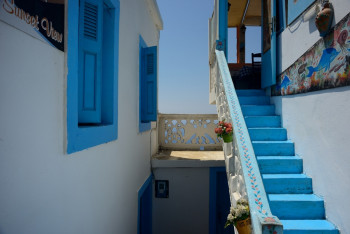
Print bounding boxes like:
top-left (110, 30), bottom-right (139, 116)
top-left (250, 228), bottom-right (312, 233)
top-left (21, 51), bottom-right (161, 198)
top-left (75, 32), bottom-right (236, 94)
top-left (157, 0), bottom-right (261, 114)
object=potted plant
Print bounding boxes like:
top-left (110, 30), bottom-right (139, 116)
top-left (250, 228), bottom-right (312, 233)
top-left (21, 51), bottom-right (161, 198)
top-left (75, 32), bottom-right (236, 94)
top-left (215, 120), bottom-right (233, 143)
top-left (225, 198), bottom-right (251, 234)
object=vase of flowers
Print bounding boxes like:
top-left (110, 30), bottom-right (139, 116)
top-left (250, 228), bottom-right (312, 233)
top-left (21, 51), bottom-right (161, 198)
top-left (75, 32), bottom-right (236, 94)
top-left (225, 198), bottom-right (251, 234)
top-left (215, 120), bottom-right (233, 143)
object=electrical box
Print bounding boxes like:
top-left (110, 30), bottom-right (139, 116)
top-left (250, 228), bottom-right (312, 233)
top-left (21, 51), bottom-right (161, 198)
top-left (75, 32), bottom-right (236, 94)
top-left (155, 180), bottom-right (169, 198)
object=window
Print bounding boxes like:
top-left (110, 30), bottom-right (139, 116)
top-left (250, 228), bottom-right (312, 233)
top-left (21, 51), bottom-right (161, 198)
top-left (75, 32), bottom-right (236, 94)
top-left (139, 36), bottom-right (158, 132)
top-left (67, 0), bottom-right (119, 153)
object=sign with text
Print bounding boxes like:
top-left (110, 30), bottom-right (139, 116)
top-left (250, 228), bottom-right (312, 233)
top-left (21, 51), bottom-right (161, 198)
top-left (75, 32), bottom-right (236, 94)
top-left (0, 0), bottom-right (64, 51)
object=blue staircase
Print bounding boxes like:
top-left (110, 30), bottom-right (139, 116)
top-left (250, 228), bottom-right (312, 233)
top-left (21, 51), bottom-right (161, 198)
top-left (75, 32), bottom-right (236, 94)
top-left (237, 89), bottom-right (339, 234)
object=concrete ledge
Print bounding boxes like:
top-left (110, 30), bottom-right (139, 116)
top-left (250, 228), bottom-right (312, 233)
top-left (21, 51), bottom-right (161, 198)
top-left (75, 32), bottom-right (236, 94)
top-left (152, 151), bottom-right (225, 168)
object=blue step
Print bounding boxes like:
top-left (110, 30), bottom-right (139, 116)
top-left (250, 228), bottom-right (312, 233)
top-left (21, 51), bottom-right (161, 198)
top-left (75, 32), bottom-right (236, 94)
top-left (281, 220), bottom-right (339, 234)
top-left (236, 89), bottom-right (265, 96)
top-left (262, 174), bottom-right (313, 194)
top-left (257, 156), bottom-right (303, 174)
top-left (249, 128), bottom-right (287, 141)
top-left (269, 194), bottom-right (325, 219)
top-left (241, 105), bottom-right (275, 116)
top-left (245, 116), bottom-right (281, 128)
top-left (252, 141), bottom-right (295, 156)
top-left (238, 96), bottom-right (270, 105)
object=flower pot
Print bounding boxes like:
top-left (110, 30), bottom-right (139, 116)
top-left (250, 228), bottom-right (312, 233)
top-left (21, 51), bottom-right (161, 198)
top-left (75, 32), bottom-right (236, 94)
top-left (235, 218), bottom-right (252, 234)
top-left (315, 3), bottom-right (334, 37)
top-left (222, 134), bottom-right (233, 143)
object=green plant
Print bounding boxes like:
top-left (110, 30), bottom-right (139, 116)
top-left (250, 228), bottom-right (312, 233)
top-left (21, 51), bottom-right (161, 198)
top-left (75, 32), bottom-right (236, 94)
top-left (225, 198), bottom-right (250, 228)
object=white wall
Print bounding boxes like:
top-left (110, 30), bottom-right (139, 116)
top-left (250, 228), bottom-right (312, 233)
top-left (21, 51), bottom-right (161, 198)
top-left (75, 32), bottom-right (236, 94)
top-left (152, 167), bottom-right (210, 234)
top-left (278, 0), bottom-right (350, 73)
top-left (0, 0), bottom-right (160, 233)
top-left (271, 86), bottom-right (350, 233)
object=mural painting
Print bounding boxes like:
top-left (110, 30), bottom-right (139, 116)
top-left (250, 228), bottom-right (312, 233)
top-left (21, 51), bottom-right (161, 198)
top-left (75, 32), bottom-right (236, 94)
top-left (273, 13), bottom-right (350, 96)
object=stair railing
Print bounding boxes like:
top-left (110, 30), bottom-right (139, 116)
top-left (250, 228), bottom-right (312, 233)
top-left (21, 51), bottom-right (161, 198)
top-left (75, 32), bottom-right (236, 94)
top-left (212, 49), bottom-right (283, 234)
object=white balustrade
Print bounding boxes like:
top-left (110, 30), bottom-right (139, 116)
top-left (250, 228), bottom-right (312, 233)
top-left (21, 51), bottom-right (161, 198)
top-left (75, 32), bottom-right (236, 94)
top-left (211, 49), bottom-right (283, 234)
top-left (158, 114), bottom-right (222, 151)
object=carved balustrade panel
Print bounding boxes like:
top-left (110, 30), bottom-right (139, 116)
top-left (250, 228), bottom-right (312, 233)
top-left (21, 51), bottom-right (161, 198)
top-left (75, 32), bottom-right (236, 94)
top-left (158, 114), bottom-right (222, 150)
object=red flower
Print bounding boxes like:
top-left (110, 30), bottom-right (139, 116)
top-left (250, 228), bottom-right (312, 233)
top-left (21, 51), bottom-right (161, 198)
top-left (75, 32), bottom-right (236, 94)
top-left (225, 123), bottom-right (232, 128)
top-left (226, 127), bottom-right (233, 133)
top-left (219, 121), bottom-right (224, 126)
top-left (215, 128), bottom-right (223, 134)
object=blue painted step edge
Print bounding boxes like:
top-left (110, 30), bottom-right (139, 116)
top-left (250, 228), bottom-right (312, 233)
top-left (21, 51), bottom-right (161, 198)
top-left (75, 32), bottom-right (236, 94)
top-left (248, 128), bottom-right (287, 141)
top-left (257, 156), bottom-right (303, 174)
top-left (263, 174), bottom-right (313, 194)
top-left (245, 116), bottom-right (281, 128)
top-left (269, 194), bottom-right (325, 219)
top-left (281, 220), bottom-right (339, 234)
top-left (252, 141), bottom-right (295, 156)
top-left (241, 105), bottom-right (275, 116)
top-left (236, 89), bottom-right (265, 96)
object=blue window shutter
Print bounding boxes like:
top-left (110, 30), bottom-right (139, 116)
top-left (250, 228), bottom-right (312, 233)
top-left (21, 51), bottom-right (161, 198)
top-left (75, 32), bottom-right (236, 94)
top-left (78, 0), bottom-right (103, 124)
top-left (142, 46), bottom-right (157, 122)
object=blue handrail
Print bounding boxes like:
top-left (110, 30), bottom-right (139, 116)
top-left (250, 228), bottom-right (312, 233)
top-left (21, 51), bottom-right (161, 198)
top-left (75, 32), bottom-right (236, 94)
top-left (214, 50), bottom-right (283, 234)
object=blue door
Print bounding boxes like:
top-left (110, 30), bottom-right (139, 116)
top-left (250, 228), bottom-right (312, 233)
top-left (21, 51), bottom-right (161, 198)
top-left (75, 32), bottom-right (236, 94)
top-left (138, 177), bottom-right (152, 234)
top-left (209, 168), bottom-right (234, 234)
top-left (261, 0), bottom-right (276, 88)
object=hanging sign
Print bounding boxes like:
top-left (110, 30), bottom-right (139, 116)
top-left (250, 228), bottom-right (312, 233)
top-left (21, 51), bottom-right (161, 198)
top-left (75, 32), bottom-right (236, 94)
top-left (0, 0), bottom-right (64, 51)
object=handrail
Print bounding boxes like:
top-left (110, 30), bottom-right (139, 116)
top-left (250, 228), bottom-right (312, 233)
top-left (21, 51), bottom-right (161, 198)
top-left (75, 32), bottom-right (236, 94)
top-left (213, 50), bottom-right (283, 233)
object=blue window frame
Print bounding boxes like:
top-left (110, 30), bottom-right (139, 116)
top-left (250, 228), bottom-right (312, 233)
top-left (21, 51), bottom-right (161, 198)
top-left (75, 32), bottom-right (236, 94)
top-left (67, 0), bottom-right (119, 153)
top-left (139, 36), bottom-right (158, 132)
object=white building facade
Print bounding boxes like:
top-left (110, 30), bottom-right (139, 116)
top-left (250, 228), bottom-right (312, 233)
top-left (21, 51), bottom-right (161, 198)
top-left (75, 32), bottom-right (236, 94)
top-left (0, 0), bottom-right (162, 233)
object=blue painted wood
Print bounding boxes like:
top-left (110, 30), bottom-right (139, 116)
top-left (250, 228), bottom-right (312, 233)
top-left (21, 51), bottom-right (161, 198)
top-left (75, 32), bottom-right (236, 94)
top-left (253, 140), bottom-right (295, 156)
top-left (141, 46), bottom-right (157, 122)
top-left (262, 174), bottom-right (313, 194)
top-left (238, 96), bottom-right (270, 105)
top-left (138, 175), bottom-right (153, 234)
top-left (67, 0), bottom-right (120, 153)
top-left (236, 89), bottom-right (266, 96)
top-left (269, 194), bottom-right (325, 220)
top-left (257, 156), bottom-right (303, 174)
top-left (261, 0), bottom-right (277, 88)
top-left (276, 0), bottom-right (286, 34)
top-left (78, 0), bottom-right (103, 123)
top-left (209, 167), bottom-right (234, 234)
top-left (282, 220), bottom-right (339, 234)
top-left (249, 128), bottom-right (287, 141)
top-left (139, 36), bottom-right (151, 132)
top-left (241, 105), bottom-right (275, 116)
top-left (218, 0), bottom-right (228, 56)
top-left (245, 116), bottom-right (281, 128)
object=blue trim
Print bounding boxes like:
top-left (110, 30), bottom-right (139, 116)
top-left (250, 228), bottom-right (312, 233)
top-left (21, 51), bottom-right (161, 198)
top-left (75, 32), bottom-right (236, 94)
top-left (139, 36), bottom-right (152, 132)
top-left (218, 0), bottom-right (228, 56)
top-left (138, 175), bottom-right (153, 234)
top-left (209, 167), bottom-right (226, 234)
top-left (276, 0), bottom-right (286, 35)
top-left (67, 0), bottom-right (120, 153)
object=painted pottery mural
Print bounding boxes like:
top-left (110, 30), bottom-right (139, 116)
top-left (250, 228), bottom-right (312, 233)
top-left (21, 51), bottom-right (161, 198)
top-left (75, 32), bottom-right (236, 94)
top-left (273, 13), bottom-right (350, 96)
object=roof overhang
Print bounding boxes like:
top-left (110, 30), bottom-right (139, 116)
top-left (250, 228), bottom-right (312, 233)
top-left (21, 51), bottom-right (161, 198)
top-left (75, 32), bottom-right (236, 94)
top-left (228, 0), bottom-right (261, 27)
top-left (146, 0), bottom-right (164, 30)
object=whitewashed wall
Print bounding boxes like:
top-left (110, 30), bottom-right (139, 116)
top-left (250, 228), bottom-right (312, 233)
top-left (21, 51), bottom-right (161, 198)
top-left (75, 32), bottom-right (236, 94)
top-left (0, 0), bottom-right (161, 233)
top-left (271, 86), bottom-right (350, 234)
top-left (278, 0), bottom-right (350, 73)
